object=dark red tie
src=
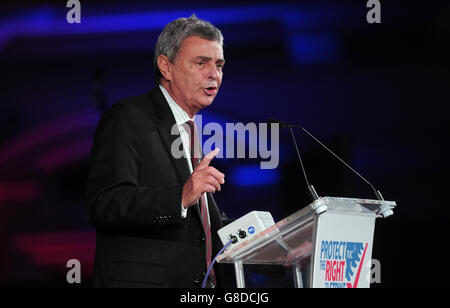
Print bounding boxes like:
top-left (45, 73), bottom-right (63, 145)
top-left (185, 120), bottom-right (215, 286)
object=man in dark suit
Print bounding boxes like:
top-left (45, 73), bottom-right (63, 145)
top-left (86, 15), bottom-right (229, 288)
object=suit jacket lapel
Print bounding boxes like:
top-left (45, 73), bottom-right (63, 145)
top-left (149, 87), bottom-right (203, 222)
top-left (150, 87), bottom-right (190, 183)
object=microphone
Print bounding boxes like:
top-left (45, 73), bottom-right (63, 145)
top-left (267, 118), bottom-right (319, 201)
top-left (268, 118), bottom-right (385, 202)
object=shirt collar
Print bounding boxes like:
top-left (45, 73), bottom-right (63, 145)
top-left (159, 84), bottom-right (193, 125)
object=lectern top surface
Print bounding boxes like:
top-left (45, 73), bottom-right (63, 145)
top-left (217, 197), bottom-right (396, 265)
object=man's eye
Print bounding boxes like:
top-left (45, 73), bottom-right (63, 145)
top-left (197, 62), bottom-right (204, 66)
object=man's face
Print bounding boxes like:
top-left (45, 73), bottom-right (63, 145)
top-left (163, 36), bottom-right (224, 117)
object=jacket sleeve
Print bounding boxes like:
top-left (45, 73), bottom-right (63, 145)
top-left (86, 103), bottom-right (183, 229)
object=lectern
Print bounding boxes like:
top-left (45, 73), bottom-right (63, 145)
top-left (217, 197), bottom-right (396, 288)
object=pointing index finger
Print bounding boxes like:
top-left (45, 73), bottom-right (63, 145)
top-left (197, 148), bottom-right (220, 169)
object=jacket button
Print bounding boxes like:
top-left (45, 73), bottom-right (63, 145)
top-left (193, 278), bottom-right (202, 287)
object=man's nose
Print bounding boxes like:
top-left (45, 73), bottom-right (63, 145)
top-left (207, 63), bottom-right (221, 80)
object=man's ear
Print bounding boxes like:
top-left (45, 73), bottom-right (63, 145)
top-left (157, 55), bottom-right (172, 81)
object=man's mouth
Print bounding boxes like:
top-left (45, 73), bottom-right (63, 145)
top-left (203, 86), bottom-right (217, 96)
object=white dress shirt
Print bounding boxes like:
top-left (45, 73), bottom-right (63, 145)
top-left (159, 85), bottom-right (210, 221)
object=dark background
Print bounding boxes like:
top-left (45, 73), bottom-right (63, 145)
top-left (0, 0), bottom-right (449, 287)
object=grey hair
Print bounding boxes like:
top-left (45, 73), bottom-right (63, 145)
top-left (153, 14), bottom-right (224, 84)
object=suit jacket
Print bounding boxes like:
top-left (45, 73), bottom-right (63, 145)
top-left (86, 86), bottom-right (229, 288)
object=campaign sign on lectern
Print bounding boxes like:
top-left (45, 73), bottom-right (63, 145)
top-left (217, 197), bottom-right (396, 288)
top-left (311, 199), bottom-right (377, 288)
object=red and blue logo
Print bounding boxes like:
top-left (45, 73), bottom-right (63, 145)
top-left (319, 240), bottom-right (368, 288)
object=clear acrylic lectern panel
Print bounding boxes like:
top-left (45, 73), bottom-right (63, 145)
top-left (217, 197), bottom-right (396, 288)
